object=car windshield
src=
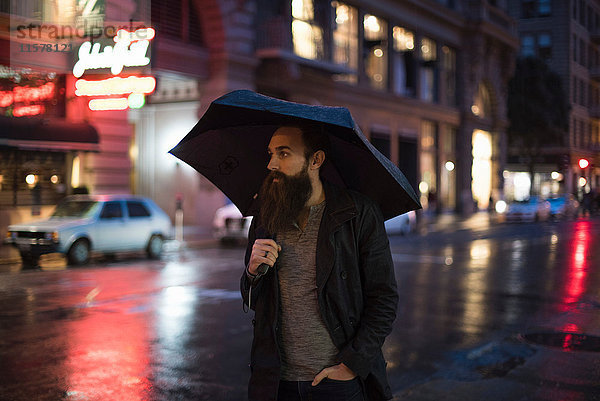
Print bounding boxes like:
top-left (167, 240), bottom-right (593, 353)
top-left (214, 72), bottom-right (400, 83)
top-left (52, 200), bottom-right (98, 217)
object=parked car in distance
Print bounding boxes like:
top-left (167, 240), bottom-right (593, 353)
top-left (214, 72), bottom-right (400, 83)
top-left (504, 196), bottom-right (551, 222)
top-left (384, 211), bottom-right (417, 235)
top-left (212, 203), bottom-right (253, 244)
top-left (5, 195), bottom-right (172, 267)
top-left (545, 194), bottom-right (579, 219)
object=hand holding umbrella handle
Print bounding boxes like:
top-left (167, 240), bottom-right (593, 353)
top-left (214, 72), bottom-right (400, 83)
top-left (244, 239), bottom-right (280, 313)
top-left (248, 239), bottom-right (281, 276)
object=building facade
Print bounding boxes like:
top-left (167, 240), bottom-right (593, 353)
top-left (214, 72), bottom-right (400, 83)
top-left (254, 0), bottom-right (518, 212)
top-left (1, 0), bottom-right (518, 239)
top-left (506, 0), bottom-right (600, 200)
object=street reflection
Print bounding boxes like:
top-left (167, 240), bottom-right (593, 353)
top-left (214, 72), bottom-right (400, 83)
top-left (501, 239), bottom-right (527, 325)
top-left (156, 285), bottom-right (197, 349)
top-left (562, 220), bottom-right (590, 307)
top-left (462, 240), bottom-right (491, 335)
top-left (65, 292), bottom-right (152, 400)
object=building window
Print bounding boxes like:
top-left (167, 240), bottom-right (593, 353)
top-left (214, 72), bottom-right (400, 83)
top-left (521, 35), bottom-right (535, 57)
top-left (363, 14), bottom-right (388, 90)
top-left (392, 26), bottom-right (416, 97)
top-left (292, 0), bottom-right (325, 60)
top-left (371, 133), bottom-right (391, 158)
top-left (522, 0), bottom-right (551, 18)
top-left (151, 0), bottom-right (204, 46)
top-left (442, 45), bottom-right (457, 106)
top-left (472, 84), bottom-right (492, 119)
top-left (420, 121), bottom-right (437, 208)
top-left (538, 0), bottom-right (551, 16)
top-left (332, 1), bottom-right (358, 82)
top-left (420, 37), bottom-right (437, 102)
top-left (538, 33), bottom-right (552, 60)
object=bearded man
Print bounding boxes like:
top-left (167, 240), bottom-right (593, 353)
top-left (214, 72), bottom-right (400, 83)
top-left (240, 124), bottom-right (398, 401)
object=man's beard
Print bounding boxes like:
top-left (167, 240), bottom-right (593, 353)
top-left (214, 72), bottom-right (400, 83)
top-left (258, 163), bottom-right (312, 235)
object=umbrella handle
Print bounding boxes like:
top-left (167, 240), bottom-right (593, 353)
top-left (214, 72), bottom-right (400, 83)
top-left (256, 263), bottom-right (270, 276)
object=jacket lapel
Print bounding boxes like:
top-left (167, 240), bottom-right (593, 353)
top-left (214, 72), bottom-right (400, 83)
top-left (315, 183), bottom-right (357, 292)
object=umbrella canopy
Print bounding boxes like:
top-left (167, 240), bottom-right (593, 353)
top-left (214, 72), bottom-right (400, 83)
top-left (169, 90), bottom-right (421, 220)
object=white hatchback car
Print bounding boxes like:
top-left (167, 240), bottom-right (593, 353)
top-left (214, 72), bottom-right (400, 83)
top-left (5, 195), bottom-right (172, 267)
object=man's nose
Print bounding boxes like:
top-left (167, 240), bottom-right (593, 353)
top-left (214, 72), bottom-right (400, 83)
top-left (267, 156), bottom-right (278, 170)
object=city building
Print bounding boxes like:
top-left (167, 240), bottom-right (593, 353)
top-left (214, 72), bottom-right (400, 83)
top-left (1, 0), bottom-right (519, 239)
top-left (506, 0), bottom-right (600, 200)
top-left (254, 0), bottom-right (518, 212)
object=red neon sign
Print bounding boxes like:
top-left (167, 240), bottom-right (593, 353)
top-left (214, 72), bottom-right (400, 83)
top-left (13, 82), bottom-right (55, 102)
top-left (13, 105), bottom-right (45, 117)
top-left (0, 82), bottom-right (56, 115)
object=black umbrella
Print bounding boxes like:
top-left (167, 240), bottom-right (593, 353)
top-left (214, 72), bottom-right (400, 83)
top-left (169, 90), bottom-right (421, 220)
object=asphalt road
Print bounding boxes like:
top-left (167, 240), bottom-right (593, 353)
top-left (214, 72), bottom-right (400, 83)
top-left (0, 216), bottom-right (599, 400)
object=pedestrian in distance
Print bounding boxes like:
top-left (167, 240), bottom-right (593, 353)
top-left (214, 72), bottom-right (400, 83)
top-left (241, 123), bottom-right (399, 401)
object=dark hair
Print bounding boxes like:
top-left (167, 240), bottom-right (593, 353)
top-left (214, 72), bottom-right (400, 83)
top-left (286, 121), bottom-right (331, 161)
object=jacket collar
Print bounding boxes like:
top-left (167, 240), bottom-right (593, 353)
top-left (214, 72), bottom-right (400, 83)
top-left (322, 181), bottom-right (357, 229)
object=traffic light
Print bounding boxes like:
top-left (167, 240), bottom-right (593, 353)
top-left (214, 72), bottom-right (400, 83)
top-left (579, 158), bottom-right (589, 169)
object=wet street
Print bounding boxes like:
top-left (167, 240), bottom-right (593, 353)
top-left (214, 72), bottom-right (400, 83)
top-left (0, 216), bottom-right (599, 400)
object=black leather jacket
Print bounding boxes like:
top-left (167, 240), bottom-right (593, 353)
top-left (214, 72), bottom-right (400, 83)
top-left (241, 182), bottom-right (398, 400)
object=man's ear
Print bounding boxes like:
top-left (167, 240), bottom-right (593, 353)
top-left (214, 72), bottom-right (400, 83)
top-left (310, 150), bottom-right (325, 169)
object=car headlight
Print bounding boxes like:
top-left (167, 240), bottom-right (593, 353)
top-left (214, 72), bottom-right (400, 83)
top-left (44, 231), bottom-right (59, 242)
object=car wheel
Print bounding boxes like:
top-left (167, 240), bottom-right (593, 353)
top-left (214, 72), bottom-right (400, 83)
top-left (68, 239), bottom-right (90, 266)
top-left (147, 235), bottom-right (163, 259)
top-left (20, 251), bottom-right (40, 269)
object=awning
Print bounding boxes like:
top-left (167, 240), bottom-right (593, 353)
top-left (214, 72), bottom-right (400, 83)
top-left (0, 115), bottom-right (100, 151)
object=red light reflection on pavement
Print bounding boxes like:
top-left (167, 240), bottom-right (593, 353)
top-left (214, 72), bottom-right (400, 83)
top-left (64, 277), bottom-right (154, 400)
top-left (561, 220), bottom-right (590, 309)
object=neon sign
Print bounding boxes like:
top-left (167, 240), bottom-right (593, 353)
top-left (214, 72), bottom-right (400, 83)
top-left (89, 97), bottom-right (128, 111)
top-left (13, 105), bottom-right (45, 117)
top-left (73, 28), bottom-right (154, 78)
top-left (73, 27), bottom-right (155, 111)
top-left (0, 82), bottom-right (56, 116)
top-left (75, 76), bottom-right (155, 96)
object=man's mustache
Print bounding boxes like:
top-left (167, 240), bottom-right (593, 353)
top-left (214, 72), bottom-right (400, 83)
top-left (266, 170), bottom-right (287, 181)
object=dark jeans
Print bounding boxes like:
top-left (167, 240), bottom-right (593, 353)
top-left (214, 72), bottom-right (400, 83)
top-left (277, 378), bottom-right (364, 401)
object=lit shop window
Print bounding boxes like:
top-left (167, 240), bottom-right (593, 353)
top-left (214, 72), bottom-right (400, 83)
top-left (332, 1), bottom-right (358, 83)
top-left (292, 0), bottom-right (324, 60)
top-left (392, 26), bottom-right (416, 97)
top-left (420, 37), bottom-right (437, 102)
top-left (363, 14), bottom-right (388, 90)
